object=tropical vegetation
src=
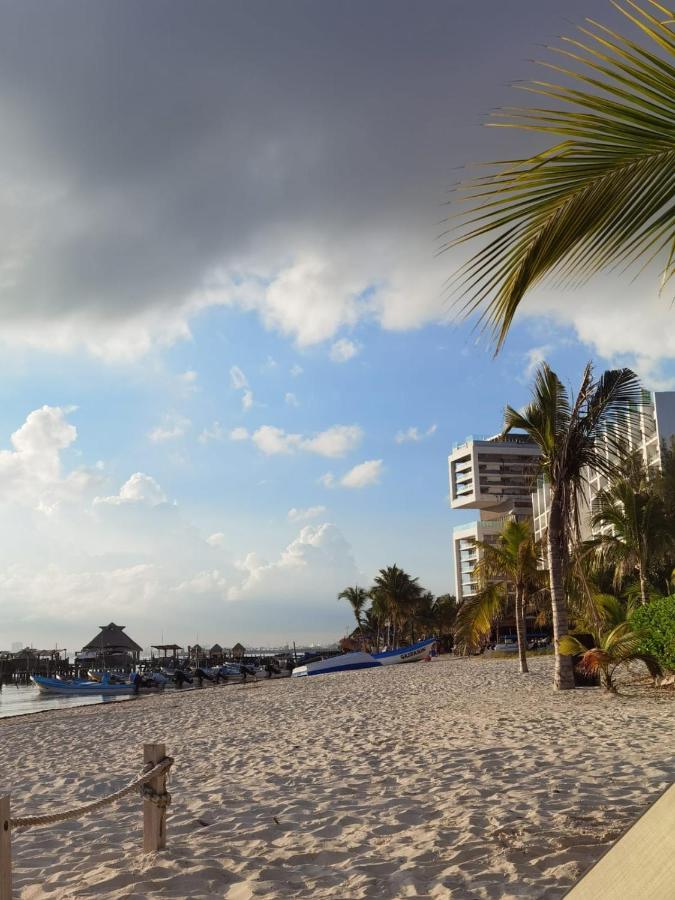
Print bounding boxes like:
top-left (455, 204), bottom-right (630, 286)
top-left (503, 362), bottom-right (644, 689)
top-left (454, 520), bottom-right (545, 674)
top-left (559, 594), bottom-right (662, 692)
top-left (338, 568), bottom-right (457, 652)
top-left (447, 0), bottom-right (675, 349)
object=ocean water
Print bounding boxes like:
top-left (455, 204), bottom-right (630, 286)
top-left (0, 682), bottom-right (136, 719)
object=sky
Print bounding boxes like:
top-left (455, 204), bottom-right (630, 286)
top-left (0, 0), bottom-right (672, 652)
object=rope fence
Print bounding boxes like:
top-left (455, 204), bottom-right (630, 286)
top-left (1, 743), bottom-right (173, 900)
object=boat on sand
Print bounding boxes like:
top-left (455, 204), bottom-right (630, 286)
top-left (291, 637), bottom-right (436, 677)
top-left (31, 674), bottom-right (136, 695)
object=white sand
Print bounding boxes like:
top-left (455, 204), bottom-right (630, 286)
top-left (2, 656), bottom-right (673, 899)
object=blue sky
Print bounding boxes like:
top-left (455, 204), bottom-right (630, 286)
top-left (0, 0), bottom-right (672, 650)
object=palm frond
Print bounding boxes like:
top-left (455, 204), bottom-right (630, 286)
top-left (445, 0), bottom-right (675, 349)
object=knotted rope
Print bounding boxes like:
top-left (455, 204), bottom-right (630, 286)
top-left (9, 756), bottom-right (174, 829)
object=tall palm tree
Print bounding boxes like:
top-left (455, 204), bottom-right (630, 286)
top-left (370, 565), bottom-right (421, 648)
top-left (504, 362), bottom-right (643, 689)
top-left (591, 464), bottom-right (672, 605)
top-left (475, 520), bottom-right (544, 674)
top-left (446, 1), bottom-right (675, 349)
top-left (338, 586), bottom-right (369, 639)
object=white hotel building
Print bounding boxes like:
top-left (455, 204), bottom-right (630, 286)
top-left (450, 391), bottom-right (675, 602)
top-left (449, 433), bottom-right (540, 603)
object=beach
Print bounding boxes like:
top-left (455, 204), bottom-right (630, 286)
top-left (2, 656), bottom-right (673, 899)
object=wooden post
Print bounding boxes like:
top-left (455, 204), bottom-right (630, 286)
top-left (0, 795), bottom-right (11, 900)
top-left (142, 743), bottom-right (167, 852)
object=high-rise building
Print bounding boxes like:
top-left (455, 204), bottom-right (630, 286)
top-left (449, 433), bottom-right (541, 602)
top-left (533, 390), bottom-right (675, 543)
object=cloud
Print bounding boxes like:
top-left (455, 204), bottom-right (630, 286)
top-left (300, 425), bottom-right (362, 457)
top-left (0, 2), bottom-right (668, 376)
top-left (0, 405), bottom-right (100, 512)
top-left (340, 459), bottom-right (383, 488)
top-left (94, 472), bottom-right (168, 507)
top-left (284, 392), bottom-right (299, 407)
top-left (330, 338), bottom-right (360, 363)
top-left (0, 408), bottom-right (363, 646)
top-left (230, 427), bottom-right (249, 441)
top-left (148, 413), bottom-right (191, 443)
top-left (320, 459), bottom-right (383, 489)
top-left (229, 366), bottom-right (249, 390)
top-left (198, 421), bottom-right (225, 444)
top-left (228, 523), bottom-right (360, 603)
top-left (521, 345), bottom-right (552, 382)
top-left (290, 365), bottom-right (304, 377)
top-left (241, 389), bottom-right (254, 410)
top-left (241, 424), bottom-right (362, 457)
top-left (395, 424), bottom-right (437, 444)
top-left (287, 505), bottom-right (327, 523)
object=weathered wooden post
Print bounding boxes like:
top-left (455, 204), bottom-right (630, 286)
top-left (0, 794), bottom-right (11, 900)
top-left (142, 743), bottom-right (167, 852)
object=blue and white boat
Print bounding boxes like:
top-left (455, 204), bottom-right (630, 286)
top-left (31, 674), bottom-right (136, 695)
top-left (291, 637), bottom-right (436, 677)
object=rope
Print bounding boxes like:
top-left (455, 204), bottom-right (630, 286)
top-left (9, 756), bottom-right (174, 829)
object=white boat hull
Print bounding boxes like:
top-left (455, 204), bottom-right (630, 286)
top-left (291, 638), bottom-right (436, 677)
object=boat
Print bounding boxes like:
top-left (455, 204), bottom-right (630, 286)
top-left (291, 637), bottom-right (437, 677)
top-left (31, 674), bottom-right (136, 695)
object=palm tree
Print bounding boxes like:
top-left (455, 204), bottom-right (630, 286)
top-left (370, 565), bottom-right (421, 648)
top-left (559, 594), bottom-right (662, 692)
top-left (453, 520), bottom-right (544, 673)
top-left (454, 582), bottom-right (508, 655)
top-left (338, 586), bottom-right (369, 639)
top-left (446, 1), bottom-right (675, 349)
top-left (591, 462), bottom-right (672, 605)
top-left (504, 362), bottom-right (643, 689)
top-left (476, 520), bottom-right (544, 674)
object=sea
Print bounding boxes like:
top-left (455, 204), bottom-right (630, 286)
top-left (0, 682), bottom-right (135, 719)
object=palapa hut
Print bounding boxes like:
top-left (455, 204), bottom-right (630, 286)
top-left (209, 643), bottom-right (224, 664)
top-left (82, 623), bottom-right (142, 667)
top-left (232, 642), bottom-right (245, 660)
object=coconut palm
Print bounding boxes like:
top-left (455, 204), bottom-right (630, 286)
top-left (559, 594), bottom-right (662, 692)
top-left (454, 582), bottom-right (508, 655)
top-left (370, 565), bottom-right (421, 648)
top-left (338, 586), bottom-right (369, 638)
top-left (591, 464), bottom-right (672, 605)
top-left (504, 362), bottom-right (644, 689)
top-left (453, 520), bottom-right (544, 673)
top-left (446, 1), bottom-right (675, 349)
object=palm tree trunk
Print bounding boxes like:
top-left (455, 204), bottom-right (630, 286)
top-left (548, 500), bottom-right (575, 690)
top-left (515, 586), bottom-right (528, 674)
top-left (638, 567), bottom-right (648, 606)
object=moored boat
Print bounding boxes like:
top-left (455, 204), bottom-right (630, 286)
top-left (31, 675), bottom-right (136, 695)
top-left (291, 637), bottom-right (437, 677)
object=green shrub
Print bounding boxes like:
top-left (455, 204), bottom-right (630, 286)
top-left (630, 595), bottom-right (675, 672)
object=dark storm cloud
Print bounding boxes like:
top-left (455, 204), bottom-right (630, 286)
top-left (0, 0), bottom-right (621, 348)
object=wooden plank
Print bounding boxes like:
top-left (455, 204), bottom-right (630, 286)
top-left (566, 782), bottom-right (675, 899)
top-left (0, 795), bottom-right (11, 900)
top-left (142, 743), bottom-right (167, 852)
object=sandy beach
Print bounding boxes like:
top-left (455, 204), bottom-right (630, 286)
top-left (2, 656), bottom-right (673, 899)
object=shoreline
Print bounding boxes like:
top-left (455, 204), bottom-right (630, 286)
top-left (2, 656), bottom-right (673, 898)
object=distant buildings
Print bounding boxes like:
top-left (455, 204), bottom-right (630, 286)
top-left (450, 391), bottom-right (675, 601)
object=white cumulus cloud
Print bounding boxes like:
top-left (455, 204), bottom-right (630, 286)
top-left (148, 413), bottom-right (191, 443)
top-left (395, 424), bottom-right (437, 444)
top-left (229, 366), bottom-right (249, 390)
top-left (340, 459), bottom-right (383, 488)
top-left (287, 505), bottom-right (327, 523)
top-left (242, 424), bottom-right (362, 457)
top-left (330, 338), bottom-right (360, 363)
top-left (94, 472), bottom-right (168, 507)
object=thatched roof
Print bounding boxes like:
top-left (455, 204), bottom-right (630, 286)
top-left (210, 643), bottom-right (224, 654)
top-left (83, 623), bottom-right (143, 653)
